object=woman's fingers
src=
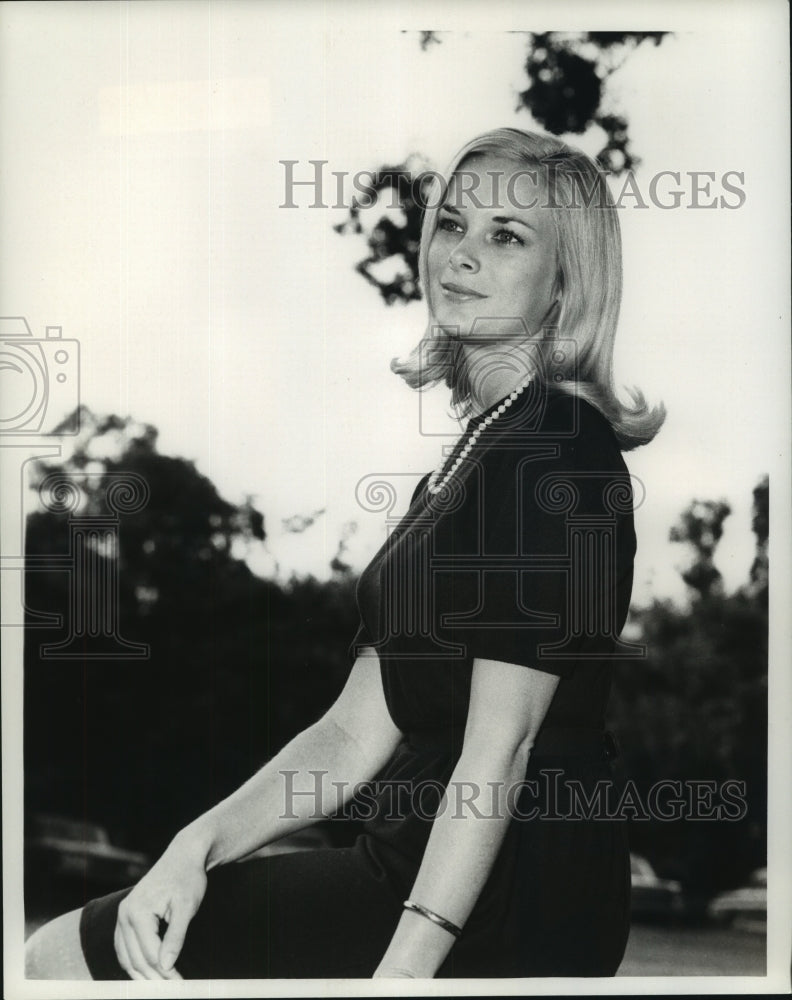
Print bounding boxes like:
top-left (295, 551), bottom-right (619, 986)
top-left (117, 905), bottom-right (167, 979)
top-left (112, 851), bottom-right (206, 979)
top-left (158, 898), bottom-right (195, 973)
top-left (114, 923), bottom-right (147, 980)
top-left (132, 910), bottom-right (165, 970)
top-left (124, 920), bottom-right (166, 980)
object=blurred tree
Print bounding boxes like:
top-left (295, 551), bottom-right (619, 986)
top-left (611, 478), bottom-right (768, 907)
top-left (330, 521), bottom-right (359, 576)
top-left (669, 498), bottom-right (732, 601)
top-left (517, 32), bottom-right (669, 173)
top-left (24, 407), bottom-right (358, 872)
top-left (417, 30), bottom-right (441, 51)
top-left (339, 30), bottom-right (670, 305)
top-left (746, 475), bottom-right (768, 607)
top-left (333, 154), bottom-right (432, 305)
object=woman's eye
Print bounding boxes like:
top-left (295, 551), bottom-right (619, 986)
top-left (493, 228), bottom-right (524, 246)
top-left (437, 215), bottom-right (462, 233)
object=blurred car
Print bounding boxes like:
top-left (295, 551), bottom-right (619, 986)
top-left (630, 852), bottom-right (684, 919)
top-left (707, 867), bottom-right (767, 931)
top-left (25, 812), bottom-right (149, 888)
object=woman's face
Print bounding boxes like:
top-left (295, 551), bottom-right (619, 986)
top-left (427, 154), bottom-right (559, 344)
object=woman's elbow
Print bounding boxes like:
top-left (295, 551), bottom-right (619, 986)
top-left (458, 731), bottom-right (535, 777)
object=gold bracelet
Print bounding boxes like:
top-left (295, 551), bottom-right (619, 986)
top-left (403, 899), bottom-right (463, 939)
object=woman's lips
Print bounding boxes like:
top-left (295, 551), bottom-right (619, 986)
top-left (440, 281), bottom-right (487, 302)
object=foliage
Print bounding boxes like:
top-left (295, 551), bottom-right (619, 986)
top-left (747, 476), bottom-right (768, 607)
top-left (339, 31), bottom-right (671, 306)
top-left (669, 498), bottom-right (732, 600)
top-left (24, 408), bottom-right (357, 858)
top-left (611, 481), bottom-right (768, 903)
top-left (333, 154), bottom-right (431, 305)
top-left (517, 32), bottom-right (669, 173)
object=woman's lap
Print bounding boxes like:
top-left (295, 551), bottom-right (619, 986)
top-left (78, 814), bottom-right (631, 980)
top-left (80, 841), bottom-right (403, 979)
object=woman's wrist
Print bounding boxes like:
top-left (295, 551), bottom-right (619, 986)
top-left (376, 907), bottom-right (456, 979)
top-left (170, 817), bottom-right (218, 870)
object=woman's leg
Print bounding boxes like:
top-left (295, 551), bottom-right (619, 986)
top-left (25, 908), bottom-right (92, 980)
top-left (50, 842), bottom-right (403, 980)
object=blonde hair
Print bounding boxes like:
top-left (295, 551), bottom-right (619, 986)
top-left (391, 127), bottom-right (665, 450)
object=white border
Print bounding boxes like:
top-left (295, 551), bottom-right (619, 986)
top-left (2, 0), bottom-right (790, 996)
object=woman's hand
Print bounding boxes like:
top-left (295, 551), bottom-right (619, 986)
top-left (114, 835), bottom-right (208, 979)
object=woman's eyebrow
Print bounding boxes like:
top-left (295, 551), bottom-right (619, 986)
top-left (492, 214), bottom-right (538, 232)
top-left (440, 203), bottom-right (537, 232)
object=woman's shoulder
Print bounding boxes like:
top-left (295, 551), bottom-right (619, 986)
top-left (514, 381), bottom-right (622, 457)
top-left (471, 384), bottom-right (628, 507)
top-left (510, 385), bottom-right (634, 519)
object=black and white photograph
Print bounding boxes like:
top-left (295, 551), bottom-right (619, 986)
top-left (2, 1), bottom-right (790, 995)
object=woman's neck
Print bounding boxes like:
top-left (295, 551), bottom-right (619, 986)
top-left (462, 341), bottom-right (537, 417)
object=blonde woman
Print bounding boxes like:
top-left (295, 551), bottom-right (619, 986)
top-left (26, 128), bottom-right (664, 980)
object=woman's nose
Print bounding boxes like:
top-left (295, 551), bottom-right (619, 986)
top-left (448, 238), bottom-right (479, 273)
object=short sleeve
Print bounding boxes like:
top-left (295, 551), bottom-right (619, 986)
top-left (432, 393), bottom-right (635, 677)
top-left (348, 622), bottom-right (373, 665)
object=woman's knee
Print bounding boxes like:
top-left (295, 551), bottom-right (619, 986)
top-left (25, 908), bottom-right (92, 980)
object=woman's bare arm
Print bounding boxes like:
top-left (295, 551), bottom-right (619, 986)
top-left (181, 648), bottom-right (401, 867)
top-left (374, 657), bottom-right (560, 978)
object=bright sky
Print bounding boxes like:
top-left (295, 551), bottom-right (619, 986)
top-left (1, 2), bottom-right (789, 608)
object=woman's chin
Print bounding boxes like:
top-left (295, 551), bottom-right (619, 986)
top-left (430, 311), bottom-right (476, 340)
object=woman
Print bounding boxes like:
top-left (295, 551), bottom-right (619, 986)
top-left (25, 127), bottom-right (664, 980)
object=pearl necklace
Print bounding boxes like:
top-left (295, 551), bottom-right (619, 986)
top-left (426, 376), bottom-right (533, 496)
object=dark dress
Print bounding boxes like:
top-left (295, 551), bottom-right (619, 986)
top-left (78, 380), bottom-right (635, 979)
